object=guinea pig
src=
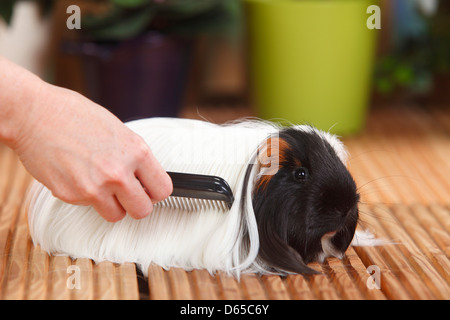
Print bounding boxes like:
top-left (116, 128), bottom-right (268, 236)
top-left (27, 117), bottom-right (369, 277)
top-left (252, 127), bottom-right (359, 274)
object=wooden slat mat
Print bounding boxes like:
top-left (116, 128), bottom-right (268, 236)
top-left (0, 106), bottom-right (448, 300)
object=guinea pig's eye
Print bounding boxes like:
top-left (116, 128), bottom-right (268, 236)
top-left (293, 167), bottom-right (309, 182)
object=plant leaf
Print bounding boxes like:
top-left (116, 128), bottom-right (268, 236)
top-left (111, 0), bottom-right (150, 8)
top-left (0, 0), bottom-right (16, 25)
top-left (83, 6), bottom-right (154, 41)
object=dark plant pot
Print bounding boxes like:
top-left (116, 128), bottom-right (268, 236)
top-left (64, 32), bottom-right (193, 122)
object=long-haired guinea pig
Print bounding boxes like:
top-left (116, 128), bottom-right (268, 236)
top-left (27, 117), bottom-right (375, 277)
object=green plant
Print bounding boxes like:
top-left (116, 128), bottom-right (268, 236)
top-left (0, 0), bottom-right (52, 24)
top-left (0, 0), bottom-right (241, 41)
top-left (374, 1), bottom-right (450, 95)
top-left (82, 0), bottom-right (241, 41)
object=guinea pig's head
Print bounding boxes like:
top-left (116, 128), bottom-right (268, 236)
top-left (252, 126), bottom-right (359, 274)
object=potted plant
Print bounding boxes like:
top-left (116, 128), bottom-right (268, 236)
top-left (1, 0), bottom-right (240, 121)
top-left (244, 0), bottom-right (380, 135)
top-left (374, 0), bottom-right (450, 104)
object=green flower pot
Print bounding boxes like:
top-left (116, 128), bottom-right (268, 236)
top-left (244, 0), bottom-right (379, 135)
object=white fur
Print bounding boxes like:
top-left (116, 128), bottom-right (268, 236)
top-left (351, 229), bottom-right (389, 247)
top-left (27, 117), bottom-right (354, 277)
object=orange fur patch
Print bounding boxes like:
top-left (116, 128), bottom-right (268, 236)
top-left (256, 137), bottom-right (300, 191)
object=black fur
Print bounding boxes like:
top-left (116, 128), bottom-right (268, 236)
top-left (253, 128), bottom-right (359, 274)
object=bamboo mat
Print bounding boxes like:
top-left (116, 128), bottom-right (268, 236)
top-left (0, 106), bottom-right (448, 300)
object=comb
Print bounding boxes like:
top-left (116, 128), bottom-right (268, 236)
top-left (156, 171), bottom-right (235, 212)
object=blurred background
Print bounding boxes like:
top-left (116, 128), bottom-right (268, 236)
top-left (0, 0), bottom-right (449, 135)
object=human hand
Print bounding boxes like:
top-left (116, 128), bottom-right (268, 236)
top-left (12, 81), bottom-right (173, 222)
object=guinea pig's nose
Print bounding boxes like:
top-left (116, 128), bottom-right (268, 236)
top-left (335, 203), bottom-right (358, 220)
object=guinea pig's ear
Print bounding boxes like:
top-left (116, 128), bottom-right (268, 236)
top-left (256, 137), bottom-right (283, 175)
top-left (256, 137), bottom-right (297, 188)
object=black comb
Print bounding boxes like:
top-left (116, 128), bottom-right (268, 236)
top-left (167, 171), bottom-right (235, 210)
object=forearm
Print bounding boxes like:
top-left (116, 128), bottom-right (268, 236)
top-left (0, 55), bottom-right (44, 148)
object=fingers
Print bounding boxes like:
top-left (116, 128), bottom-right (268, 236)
top-left (135, 151), bottom-right (173, 204)
top-left (102, 168), bottom-right (172, 222)
top-left (92, 175), bottom-right (155, 222)
top-left (114, 175), bottom-right (154, 220)
top-left (115, 143), bottom-right (172, 220)
top-left (92, 195), bottom-right (126, 222)
top-left (73, 136), bottom-right (172, 222)
top-left (89, 153), bottom-right (172, 222)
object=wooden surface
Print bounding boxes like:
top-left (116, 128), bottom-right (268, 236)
top-left (0, 106), bottom-right (449, 300)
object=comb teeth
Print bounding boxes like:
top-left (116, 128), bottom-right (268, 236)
top-left (155, 196), bottom-right (231, 212)
top-left (164, 171), bottom-right (234, 212)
